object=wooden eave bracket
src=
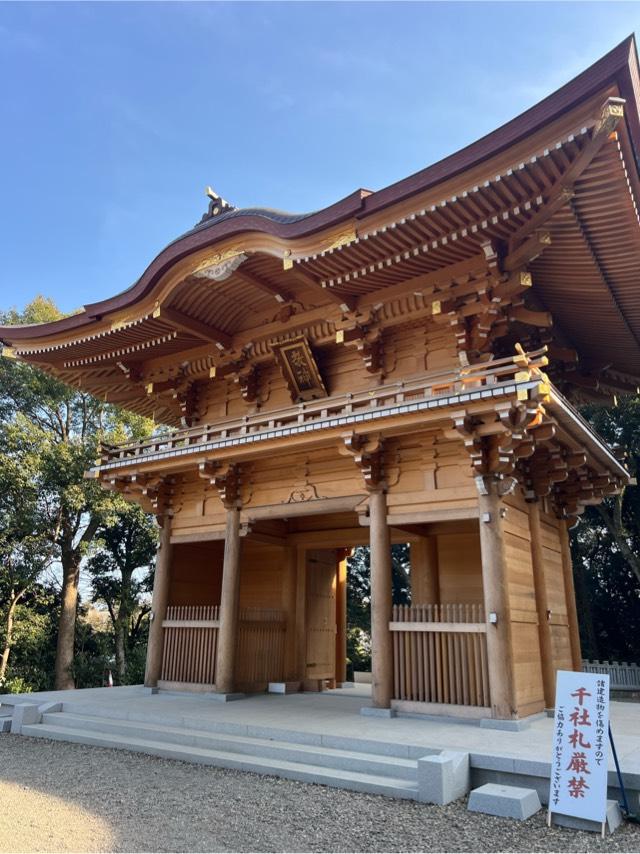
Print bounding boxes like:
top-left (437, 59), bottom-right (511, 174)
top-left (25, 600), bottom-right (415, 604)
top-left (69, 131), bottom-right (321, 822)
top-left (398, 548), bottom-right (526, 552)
top-left (339, 431), bottom-right (385, 491)
top-left (335, 316), bottom-right (385, 376)
top-left (103, 473), bottom-right (176, 516)
top-left (198, 460), bottom-right (242, 508)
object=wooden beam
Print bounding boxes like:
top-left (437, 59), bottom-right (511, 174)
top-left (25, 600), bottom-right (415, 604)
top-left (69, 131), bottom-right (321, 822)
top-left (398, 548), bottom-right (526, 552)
top-left (504, 231), bottom-right (552, 272)
top-left (506, 97), bottom-right (624, 251)
top-left (286, 268), bottom-right (357, 312)
top-left (359, 254), bottom-right (489, 309)
top-left (509, 305), bottom-right (553, 328)
top-left (234, 270), bottom-right (291, 304)
top-left (155, 306), bottom-right (232, 349)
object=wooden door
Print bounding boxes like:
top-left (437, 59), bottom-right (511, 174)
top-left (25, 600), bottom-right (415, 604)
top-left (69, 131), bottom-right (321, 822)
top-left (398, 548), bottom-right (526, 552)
top-left (305, 550), bottom-right (337, 681)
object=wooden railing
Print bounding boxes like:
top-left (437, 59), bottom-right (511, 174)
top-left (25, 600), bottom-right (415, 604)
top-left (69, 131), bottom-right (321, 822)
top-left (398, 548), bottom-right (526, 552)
top-left (390, 604), bottom-right (489, 707)
top-left (93, 348), bottom-right (549, 471)
top-left (582, 659), bottom-right (640, 691)
top-left (235, 609), bottom-right (287, 686)
top-left (159, 605), bottom-right (287, 688)
top-left (160, 605), bottom-right (219, 686)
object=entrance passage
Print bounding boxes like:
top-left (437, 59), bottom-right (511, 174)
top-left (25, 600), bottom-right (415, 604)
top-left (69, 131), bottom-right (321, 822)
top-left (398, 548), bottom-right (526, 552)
top-left (153, 508), bottom-right (490, 714)
top-left (305, 549), bottom-right (338, 684)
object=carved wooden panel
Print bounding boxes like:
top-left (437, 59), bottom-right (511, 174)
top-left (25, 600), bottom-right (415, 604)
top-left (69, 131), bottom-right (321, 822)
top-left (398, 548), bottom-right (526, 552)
top-left (272, 336), bottom-right (327, 402)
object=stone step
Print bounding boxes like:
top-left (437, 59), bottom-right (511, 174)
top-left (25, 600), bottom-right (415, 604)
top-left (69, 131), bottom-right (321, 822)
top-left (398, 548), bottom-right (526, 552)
top-left (40, 712), bottom-right (418, 779)
top-left (55, 700), bottom-right (427, 759)
top-left (21, 723), bottom-right (419, 800)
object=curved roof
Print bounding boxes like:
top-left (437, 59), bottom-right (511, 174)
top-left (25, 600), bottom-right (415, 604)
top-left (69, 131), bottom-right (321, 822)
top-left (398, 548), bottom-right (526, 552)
top-left (2, 36), bottom-right (640, 424)
top-left (3, 35), bottom-right (639, 344)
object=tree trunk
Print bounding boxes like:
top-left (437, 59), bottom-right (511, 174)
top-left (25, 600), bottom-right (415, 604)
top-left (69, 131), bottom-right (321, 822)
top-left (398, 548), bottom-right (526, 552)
top-left (54, 556), bottom-right (80, 690)
top-left (597, 496), bottom-right (640, 586)
top-left (0, 591), bottom-right (23, 684)
top-left (115, 567), bottom-right (133, 683)
top-left (114, 617), bottom-right (126, 683)
top-left (572, 557), bottom-right (600, 660)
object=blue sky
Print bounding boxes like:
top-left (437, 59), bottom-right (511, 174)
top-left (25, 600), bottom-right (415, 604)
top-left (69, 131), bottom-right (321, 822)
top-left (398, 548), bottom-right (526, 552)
top-left (2, 1), bottom-right (639, 316)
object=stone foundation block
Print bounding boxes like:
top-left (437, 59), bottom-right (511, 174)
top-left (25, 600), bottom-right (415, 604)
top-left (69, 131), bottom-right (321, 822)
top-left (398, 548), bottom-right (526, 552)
top-left (268, 682), bottom-right (300, 694)
top-left (360, 706), bottom-right (396, 718)
top-left (553, 800), bottom-right (623, 835)
top-left (205, 692), bottom-right (245, 703)
top-left (468, 783), bottom-right (541, 819)
top-left (480, 718), bottom-right (529, 732)
top-left (10, 703), bottom-right (41, 734)
top-left (417, 750), bottom-right (470, 805)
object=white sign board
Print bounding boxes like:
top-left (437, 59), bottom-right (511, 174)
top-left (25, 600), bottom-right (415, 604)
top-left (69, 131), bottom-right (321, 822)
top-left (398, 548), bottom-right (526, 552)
top-left (549, 670), bottom-right (610, 823)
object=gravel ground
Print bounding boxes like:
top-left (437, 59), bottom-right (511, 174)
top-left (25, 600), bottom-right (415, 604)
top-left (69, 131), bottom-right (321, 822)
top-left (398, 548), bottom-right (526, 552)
top-left (1, 735), bottom-right (639, 853)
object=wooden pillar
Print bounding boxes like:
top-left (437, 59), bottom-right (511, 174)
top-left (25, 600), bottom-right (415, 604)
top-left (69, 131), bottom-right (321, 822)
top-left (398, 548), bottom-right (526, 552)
top-left (144, 515), bottom-right (172, 688)
top-left (283, 545), bottom-right (299, 681)
top-left (477, 481), bottom-right (517, 719)
top-left (215, 505), bottom-right (242, 694)
top-left (560, 521), bottom-right (583, 671)
top-left (335, 550), bottom-right (348, 684)
top-left (410, 536), bottom-right (439, 604)
top-left (369, 489), bottom-right (394, 709)
top-left (295, 547), bottom-right (307, 682)
top-left (528, 500), bottom-right (555, 707)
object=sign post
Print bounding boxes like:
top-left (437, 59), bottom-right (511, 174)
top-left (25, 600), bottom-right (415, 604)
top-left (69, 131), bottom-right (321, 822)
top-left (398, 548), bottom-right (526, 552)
top-left (549, 670), bottom-right (610, 836)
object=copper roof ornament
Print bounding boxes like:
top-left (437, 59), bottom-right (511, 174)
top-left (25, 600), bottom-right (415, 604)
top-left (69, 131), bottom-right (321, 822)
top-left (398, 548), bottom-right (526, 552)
top-left (200, 186), bottom-right (236, 223)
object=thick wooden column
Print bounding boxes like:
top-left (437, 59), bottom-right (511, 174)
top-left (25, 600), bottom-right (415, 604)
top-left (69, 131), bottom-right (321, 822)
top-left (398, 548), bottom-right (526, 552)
top-left (144, 515), bottom-right (172, 688)
top-left (559, 522), bottom-right (583, 671)
top-left (369, 489), bottom-right (394, 709)
top-left (410, 536), bottom-right (439, 604)
top-left (335, 550), bottom-right (349, 685)
top-left (528, 500), bottom-right (555, 707)
top-left (216, 504), bottom-right (242, 694)
top-left (295, 547), bottom-right (307, 682)
top-left (477, 480), bottom-right (517, 719)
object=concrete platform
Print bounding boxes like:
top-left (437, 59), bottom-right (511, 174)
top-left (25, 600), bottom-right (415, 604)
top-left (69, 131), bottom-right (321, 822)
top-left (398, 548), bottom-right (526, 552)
top-left (2, 684), bottom-right (639, 808)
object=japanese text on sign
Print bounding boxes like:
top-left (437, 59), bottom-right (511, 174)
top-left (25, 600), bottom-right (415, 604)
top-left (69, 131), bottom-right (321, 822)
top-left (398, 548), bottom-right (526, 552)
top-left (549, 670), bottom-right (610, 823)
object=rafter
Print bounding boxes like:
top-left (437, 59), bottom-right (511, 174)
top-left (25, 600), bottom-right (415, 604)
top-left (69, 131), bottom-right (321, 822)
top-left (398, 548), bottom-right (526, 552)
top-left (569, 198), bottom-right (640, 353)
top-left (154, 306), bottom-right (232, 350)
top-left (234, 269), bottom-right (290, 304)
top-left (506, 97), bottom-right (625, 253)
top-left (286, 268), bottom-right (356, 312)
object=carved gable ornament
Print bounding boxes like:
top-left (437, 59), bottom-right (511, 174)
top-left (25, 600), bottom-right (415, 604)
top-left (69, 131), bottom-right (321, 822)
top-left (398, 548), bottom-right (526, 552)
top-left (272, 336), bottom-right (327, 403)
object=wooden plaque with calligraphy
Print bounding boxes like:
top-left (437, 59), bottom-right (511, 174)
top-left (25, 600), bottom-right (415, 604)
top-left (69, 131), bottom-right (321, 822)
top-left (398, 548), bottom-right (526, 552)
top-left (272, 336), bottom-right (327, 403)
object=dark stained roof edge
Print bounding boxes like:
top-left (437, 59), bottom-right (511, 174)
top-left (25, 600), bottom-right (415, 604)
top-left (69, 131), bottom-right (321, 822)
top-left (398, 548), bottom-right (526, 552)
top-left (2, 35), bottom-right (638, 345)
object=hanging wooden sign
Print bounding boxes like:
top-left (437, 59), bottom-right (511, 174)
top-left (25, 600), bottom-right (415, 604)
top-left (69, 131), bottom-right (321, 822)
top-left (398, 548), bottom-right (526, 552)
top-left (548, 670), bottom-right (610, 831)
top-left (272, 336), bottom-right (327, 403)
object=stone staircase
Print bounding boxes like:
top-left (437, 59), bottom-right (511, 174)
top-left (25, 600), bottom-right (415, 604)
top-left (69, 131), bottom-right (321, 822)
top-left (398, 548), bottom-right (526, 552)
top-left (20, 708), bottom-right (421, 800)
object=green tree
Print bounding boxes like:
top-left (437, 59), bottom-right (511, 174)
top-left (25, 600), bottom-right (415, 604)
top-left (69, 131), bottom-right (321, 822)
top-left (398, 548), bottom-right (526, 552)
top-left (0, 431), bottom-right (55, 683)
top-left (572, 396), bottom-right (640, 663)
top-left (346, 544), bottom-right (411, 673)
top-left (87, 504), bottom-right (157, 683)
top-left (0, 297), bottom-right (153, 689)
